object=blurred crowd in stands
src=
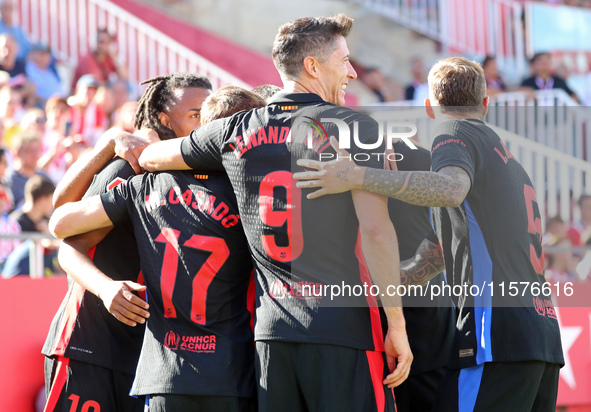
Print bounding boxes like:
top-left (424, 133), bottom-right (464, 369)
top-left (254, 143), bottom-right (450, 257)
top-left (543, 195), bottom-right (591, 284)
top-left (352, 51), bottom-right (584, 105)
top-left (0, 0), bottom-right (135, 277)
top-left (0, 0), bottom-right (589, 280)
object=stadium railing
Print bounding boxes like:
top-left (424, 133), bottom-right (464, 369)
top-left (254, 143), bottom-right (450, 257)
top-left (373, 89), bottom-right (589, 160)
top-left (487, 89), bottom-right (590, 160)
top-left (0, 233), bottom-right (56, 279)
top-left (367, 105), bottom-right (591, 225)
top-left (16, 0), bottom-right (250, 90)
top-left (348, 0), bottom-right (527, 83)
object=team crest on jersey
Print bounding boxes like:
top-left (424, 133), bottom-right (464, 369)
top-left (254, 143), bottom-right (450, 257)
top-left (164, 331), bottom-right (181, 350)
top-left (268, 279), bottom-right (323, 300)
top-left (107, 177), bottom-right (126, 191)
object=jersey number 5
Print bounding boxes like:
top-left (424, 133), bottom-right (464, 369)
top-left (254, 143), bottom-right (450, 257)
top-left (155, 228), bottom-right (229, 325)
top-left (524, 184), bottom-right (544, 275)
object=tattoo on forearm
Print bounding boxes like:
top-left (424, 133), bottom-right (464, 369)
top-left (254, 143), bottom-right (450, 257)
top-left (400, 240), bottom-right (445, 286)
top-left (362, 166), bottom-right (471, 207)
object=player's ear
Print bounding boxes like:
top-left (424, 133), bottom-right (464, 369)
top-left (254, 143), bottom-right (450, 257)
top-left (158, 112), bottom-right (171, 128)
top-left (482, 96), bottom-right (489, 118)
top-left (425, 98), bottom-right (435, 119)
top-left (302, 56), bottom-right (320, 79)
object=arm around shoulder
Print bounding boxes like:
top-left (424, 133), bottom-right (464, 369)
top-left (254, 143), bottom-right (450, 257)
top-left (138, 138), bottom-right (191, 172)
top-left (49, 195), bottom-right (113, 239)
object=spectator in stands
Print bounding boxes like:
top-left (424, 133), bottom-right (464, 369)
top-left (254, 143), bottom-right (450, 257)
top-left (405, 57), bottom-right (427, 100)
top-left (362, 67), bottom-right (398, 102)
top-left (61, 134), bottom-right (89, 170)
top-left (0, 83), bottom-right (23, 147)
top-left (9, 174), bottom-right (54, 232)
top-left (42, 96), bottom-right (70, 151)
top-left (567, 194), bottom-right (591, 245)
top-left (20, 108), bottom-right (46, 139)
top-left (545, 236), bottom-right (578, 283)
top-left (37, 97), bottom-right (70, 183)
top-left (0, 180), bottom-right (20, 267)
top-left (5, 134), bottom-right (49, 209)
top-left (94, 83), bottom-right (119, 128)
top-left (252, 84), bottom-right (282, 101)
top-left (0, 33), bottom-right (25, 79)
top-left (71, 28), bottom-right (127, 92)
top-left (25, 43), bottom-right (63, 104)
top-left (521, 52), bottom-right (580, 102)
top-left (0, 0), bottom-right (31, 61)
top-left (69, 74), bottom-right (108, 146)
top-left (3, 174), bottom-right (60, 278)
top-left (543, 215), bottom-right (567, 246)
top-left (1, 236), bottom-right (62, 277)
top-left (112, 100), bottom-right (138, 133)
top-left (482, 56), bottom-right (507, 96)
top-left (111, 78), bottom-right (131, 111)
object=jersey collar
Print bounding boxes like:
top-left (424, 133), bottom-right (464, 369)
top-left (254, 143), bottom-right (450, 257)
top-left (267, 92), bottom-right (326, 106)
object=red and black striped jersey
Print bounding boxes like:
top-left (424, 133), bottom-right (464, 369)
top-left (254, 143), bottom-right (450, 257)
top-left (42, 158), bottom-right (144, 375)
top-left (179, 92), bottom-right (388, 352)
top-left (100, 170), bottom-right (254, 398)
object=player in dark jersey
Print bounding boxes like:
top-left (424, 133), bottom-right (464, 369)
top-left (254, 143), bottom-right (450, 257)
top-left (49, 86), bottom-right (265, 411)
top-left (137, 14), bottom-right (412, 412)
top-left (294, 56), bottom-right (564, 411)
top-left (42, 73), bottom-right (213, 412)
top-left (386, 142), bottom-right (455, 412)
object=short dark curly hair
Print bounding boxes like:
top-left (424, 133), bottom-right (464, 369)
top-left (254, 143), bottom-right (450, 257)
top-left (272, 14), bottom-right (353, 80)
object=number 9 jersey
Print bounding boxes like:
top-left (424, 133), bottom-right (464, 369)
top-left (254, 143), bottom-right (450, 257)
top-left (179, 92), bottom-right (388, 352)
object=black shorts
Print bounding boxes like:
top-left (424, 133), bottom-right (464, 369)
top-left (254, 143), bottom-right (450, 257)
top-left (255, 341), bottom-right (395, 412)
top-left (44, 356), bottom-right (144, 412)
top-left (393, 367), bottom-right (446, 412)
top-left (146, 394), bottom-right (256, 412)
top-left (433, 361), bottom-right (560, 412)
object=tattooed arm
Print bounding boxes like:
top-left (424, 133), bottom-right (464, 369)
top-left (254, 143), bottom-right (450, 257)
top-left (295, 155), bottom-right (471, 207)
top-left (400, 237), bottom-right (445, 286)
top-left (363, 166), bottom-right (471, 207)
top-left (295, 138), bottom-right (471, 205)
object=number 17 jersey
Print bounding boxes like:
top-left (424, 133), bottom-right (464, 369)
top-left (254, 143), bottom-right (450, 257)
top-left (100, 170), bottom-right (255, 398)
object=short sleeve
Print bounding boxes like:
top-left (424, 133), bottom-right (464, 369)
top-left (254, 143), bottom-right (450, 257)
top-left (83, 157), bottom-right (135, 199)
top-left (430, 121), bottom-right (476, 184)
top-left (99, 176), bottom-right (138, 226)
top-left (180, 118), bottom-right (227, 172)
